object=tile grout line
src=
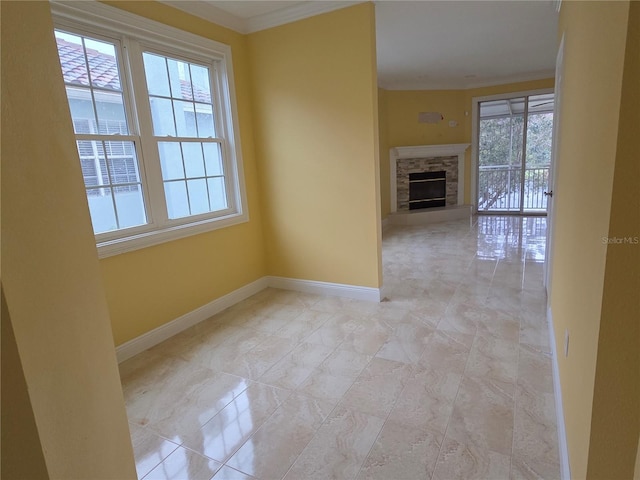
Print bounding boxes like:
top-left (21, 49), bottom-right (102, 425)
top-left (179, 301), bottom-right (331, 476)
top-left (278, 328), bottom-right (381, 480)
top-left (429, 256), bottom-right (479, 480)
top-left (126, 216), bottom-right (556, 480)
top-left (429, 322), bottom-right (477, 480)
top-left (353, 330), bottom-right (436, 480)
top-left (509, 308), bottom-right (524, 479)
top-left (221, 307), bottom-right (350, 478)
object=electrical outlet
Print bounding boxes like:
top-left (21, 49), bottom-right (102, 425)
top-left (564, 329), bottom-right (570, 357)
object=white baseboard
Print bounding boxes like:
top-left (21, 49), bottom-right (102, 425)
top-left (115, 277), bottom-right (268, 363)
top-left (547, 306), bottom-right (571, 480)
top-left (267, 276), bottom-right (383, 302)
top-left (116, 276), bottom-right (382, 362)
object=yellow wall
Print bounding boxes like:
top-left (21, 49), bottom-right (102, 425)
top-left (378, 78), bottom-right (554, 214)
top-left (378, 88), bottom-right (391, 219)
top-left (1, 1), bottom-right (136, 477)
top-left (100, 2), bottom-right (268, 345)
top-left (550, 1), bottom-right (632, 478)
top-left (1, 288), bottom-right (49, 479)
top-left (586, 2), bottom-right (639, 478)
top-left (248, 4), bottom-right (382, 288)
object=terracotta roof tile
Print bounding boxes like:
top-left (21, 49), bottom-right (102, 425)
top-left (56, 38), bottom-right (211, 103)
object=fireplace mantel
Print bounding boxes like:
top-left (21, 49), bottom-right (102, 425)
top-left (390, 143), bottom-right (470, 212)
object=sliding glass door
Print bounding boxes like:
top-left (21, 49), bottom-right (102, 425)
top-left (477, 93), bottom-right (554, 213)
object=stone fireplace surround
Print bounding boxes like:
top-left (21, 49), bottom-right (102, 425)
top-left (390, 143), bottom-right (470, 213)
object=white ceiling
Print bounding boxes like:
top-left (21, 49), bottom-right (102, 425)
top-left (160, 0), bottom-right (559, 90)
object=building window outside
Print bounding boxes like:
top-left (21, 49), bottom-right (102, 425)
top-left (51, 2), bottom-right (247, 257)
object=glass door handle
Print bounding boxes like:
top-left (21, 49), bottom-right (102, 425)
top-left (543, 190), bottom-right (553, 197)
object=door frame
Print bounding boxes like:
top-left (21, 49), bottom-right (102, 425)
top-left (545, 36), bottom-right (564, 293)
top-left (470, 88), bottom-right (555, 214)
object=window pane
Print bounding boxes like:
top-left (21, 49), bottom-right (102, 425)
top-left (158, 142), bottom-right (184, 180)
top-left (187, 179), bottom-right (209, 215)
top-left (195, 104), bottom-right (215, 138)
top-left (95, 91), bottom-right (128, 134)
top-left (66, 87), bottom-right (97, 133)
top-left (207, 177), bottom-right (227, 211)
top-left (84, 37), bottom-right (121, 91)
top-left (173, 100), bottom-right (197, 137)
top-left (190, 64), bottom-right (212, 103)
top-left (77, 140), bottom-right (106, 187)
top-left (55, 31), bottom-right (89, 87)
top-left (142, 53), bottom-right (170, 97)
top-left (114, 186), bottom-right (146, 229)
top-left (167, 58), bottom-right (192, 100)
top-left (86, 187), bottom-right (118, 234)
top-left (203, 143), bottom-right (223, 176)
top-left (104, 141), bottom-right (139, 184)
top-left (149, 97), bottom-right (176, 136)
top-left (164, 181), bottom-right (190, 219)
top-left (182, 142), bottom-right (205, 178)
top-left (142, 52), bottom-right (216, 141)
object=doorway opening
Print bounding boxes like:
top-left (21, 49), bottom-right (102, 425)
top-left (476, 93), bottom-right (554, 214)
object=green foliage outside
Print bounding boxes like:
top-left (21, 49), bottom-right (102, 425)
top-left (478, 112), bottom-right (553, 211)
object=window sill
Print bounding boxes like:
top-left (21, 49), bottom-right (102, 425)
top-left (96, 211), bottom-right (249, 259)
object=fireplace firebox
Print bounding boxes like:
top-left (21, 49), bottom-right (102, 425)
top-left (409, 171), bottom-right (446, 210)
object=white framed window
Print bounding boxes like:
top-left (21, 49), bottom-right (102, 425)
top-left (51, 1), bottom-right (248, 258)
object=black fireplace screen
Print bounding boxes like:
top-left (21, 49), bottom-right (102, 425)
top-left (409, 171), bottom-right (446, 210)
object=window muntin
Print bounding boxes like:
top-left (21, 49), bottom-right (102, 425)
top-left (55, 30), bottom-right (147, 234)
top-left (51, 3), bottom-right (247, 256)
top-left (141, 52), bottom-right (228, 220)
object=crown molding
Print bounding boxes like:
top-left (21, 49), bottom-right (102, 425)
top-left (379, 69), bottom-right (556, 91)
top-left (159, 1), bottom-right (363, 34)
top-left (247, 1), bottom-right (362, 33)
top-left (159, 1), bottom-right (249, 33)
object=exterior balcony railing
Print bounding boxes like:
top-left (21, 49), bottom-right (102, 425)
top-left (478, 165), bottom-right (550, 212)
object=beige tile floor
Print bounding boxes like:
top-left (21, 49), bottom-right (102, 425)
top-left (120, 215), bottom-right (560, 480)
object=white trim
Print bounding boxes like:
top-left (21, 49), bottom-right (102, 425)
top-left (470, 88), bottom-right (555, 106)
top-left (97, 212), bottom-right (249, 258)
top-left (116, 277), bottom-right (268, 362)
top-left (116, 275), bottom-right (382, 362)
top-left (389, 143), bottom-right (469, 213)
top-left (545, 36), bottom-right (564, 293)
top-left (158, 0), bottom-right (364, 34)
top-left (470, 88), bottom-right (554, 213)
top-left (52, 1), bottom-right (232, 57)
top-left (553, 0), bottom-right (562, 13)
top-left (158, 1), bottom-right (247, 33)
top-left (547, 307), bottom-right (572, 480)
top-left (51, 1), bottom-right (250, 258)
top-left (248, 2), bottom-right (363, 33)
top-left (267, 276), bottom-right (382, 302)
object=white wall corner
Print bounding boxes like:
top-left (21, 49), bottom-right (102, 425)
top-left (116, 277), bottom-right (269, 363)
top-left (547, 307), bottom-right (572, 480)
top-left (116, 275), bottom-right (383, 362)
